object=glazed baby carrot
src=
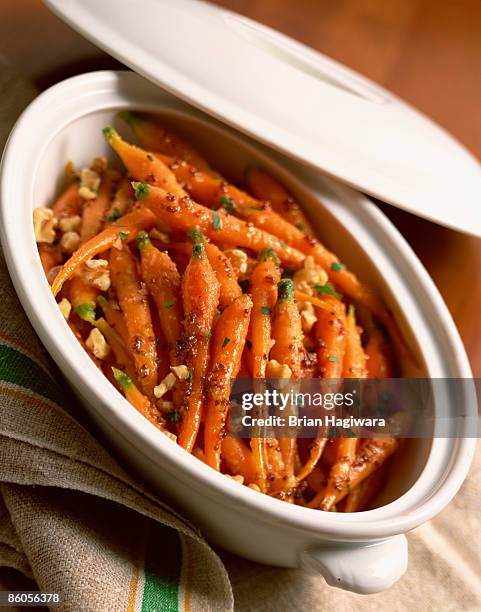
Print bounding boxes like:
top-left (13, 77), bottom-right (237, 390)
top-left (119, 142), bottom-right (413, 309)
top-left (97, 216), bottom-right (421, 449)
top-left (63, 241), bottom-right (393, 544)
top-left (112, 367), bottom-right (166, 432)
top-left (343, 306), bottom-right (368, 378)
top-left (245, 166), bottom-right (316, 236)
top-left (309, 438), bottom-right (398, 509)
top-left (80, 168), bottom-right (120, 243)
top-left (120, 111), bottom-right (214, 175)
top-left (178, 237), bottom-right (220, 452)
top-left (344, 464), bottom-right (387, 512)
top-left (136, 231), bottom-right (183, 363)
top-left (109, 246), bottom-right (159, 397)
top-left (51, 206), bottom-right (156, 296)
top-left (168, 235), bottom-right (241, 309)
top-left (52, 182), bottom-right (82, 219)
top-left (315, 297), bottom-right (347, 378)
top-left (103, 127), bottom-right (186, 197)
top-left (270, 279), bottom-right (304, 377)
top-left (221, 436), bottom-right (257, 485)
top-left (131, 182), bottom-right (305, 267)
top-left (97, 296), bottom-right (129, 346)
top-left (204, 294), bottom-right (252, 470)
top-left (246, 248), bottom-right (281, 378)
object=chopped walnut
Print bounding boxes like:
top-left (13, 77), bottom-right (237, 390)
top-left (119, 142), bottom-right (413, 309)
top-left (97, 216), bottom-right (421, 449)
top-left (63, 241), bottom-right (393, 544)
top-left (248, 483), bottom-right (261, 492)
top-left (60, 231), bottom-right (80, 254)
top-left (83, 259), bottom-right (110, 291)
top-left (86, 328), bottom-right (110, 360)
top-left (91, 156), bottom-right (107, 174)
top-left (58, 298), bottom-right (71, 320)
top-left (224, 248), bottom-right (248, 276)
top-left (299, 301), bottom-right (317, 333)
top-left (266, 359), bottom-right (292, 379)
top-left (170, 364), bottom-right (189, 380)
top-left (33, 207), bottom-right (57, 243)
top-left (293, 255), bottom-right (328, 295)
top-left (154, 372), bottom-right (177, 399)
top-left (158, 400), bottom-right (175, 412)
top-left (59, 215), bottom-right (81, 233)
top-left (225, 474), bottom-right (244, 484)
top-left (79, 168), bottom-right (101, 200)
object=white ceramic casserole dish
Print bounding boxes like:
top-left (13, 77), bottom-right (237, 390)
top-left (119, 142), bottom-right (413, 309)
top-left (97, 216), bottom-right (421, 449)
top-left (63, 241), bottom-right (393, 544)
top-left (0, 70), bottom-right (476, 594)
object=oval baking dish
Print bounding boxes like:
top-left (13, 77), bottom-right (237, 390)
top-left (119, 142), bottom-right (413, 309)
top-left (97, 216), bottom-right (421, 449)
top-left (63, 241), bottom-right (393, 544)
top-left (0, 71), bottom-right (476, 594)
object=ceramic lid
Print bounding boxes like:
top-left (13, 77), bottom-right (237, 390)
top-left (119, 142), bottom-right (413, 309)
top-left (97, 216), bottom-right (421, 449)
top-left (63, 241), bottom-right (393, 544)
top-left (44, 0), bottom-right (481, 236)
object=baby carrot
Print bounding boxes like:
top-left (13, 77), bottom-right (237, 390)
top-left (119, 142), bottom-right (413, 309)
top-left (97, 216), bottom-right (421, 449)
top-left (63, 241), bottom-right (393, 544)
top-left (245, 166), bottom-right (316, 236)
top-left (104, 180), bottom-right (135, 225)
top-left (246, 248), bottom-right (281, 378)
top-left (52, 182), bottom-right (82, 219)
top-left (204, 294), bottom-right (252, 470)
top-left (136, 231), bottom-right (183, 363)
top-left (132, 182), bottom-right (305, 268)
top-left (344, 463), bottom-right (387, 512)
top-left (112, 367), bottom-right (166, 432)
top-left (315, 297), bottom-right (347, 379)
top-left (95, 317), bottom-right (136, 381)
top-left (80, 168), bottom-right (120, 243)
top-left (308, 438), bottom-right (398, 509)
top-left (312, 437), bottom-right (358, 511)
top-left (103, 127), bottom-right (186, 197)
top-left (97, 296), bottom-right (129, 346)
top-left (119, 111), bottom-right (213, 175)
top-left (270, 279), bottom-right (304, 377)
top-left (168, 238), bottom-right (241, 309)
top-left (343, 306), bottom-right (368, 378)
top-left (51, 206), bottom-right (156, 296)
top-left (178, 238), bottom-right (220, 452)
top-left (109, 246), bottom-right (159, 397)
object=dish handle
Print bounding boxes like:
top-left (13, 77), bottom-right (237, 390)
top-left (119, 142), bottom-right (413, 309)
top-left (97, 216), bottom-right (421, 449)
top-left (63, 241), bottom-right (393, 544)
top-left (301, 534), bottom-right (408, 594)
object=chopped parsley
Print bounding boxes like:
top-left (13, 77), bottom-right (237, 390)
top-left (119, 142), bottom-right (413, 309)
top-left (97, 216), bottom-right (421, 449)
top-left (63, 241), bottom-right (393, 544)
top-left (146, 154), bottom-right (154, 161)
top-left (278, 239), bottom-right (287, 249)
top-left (346, 428), bottom-right (357, 438)
top-left (260, 306), bottom-right (272, 316)
top-left (132, 182), bottom-right (150, 200)
top-left (296, 223), bottom-right (305, 231)
top-left (163, 299), bottom-right (175, 309)
top-left (313, 283), bottom-right (342, 300)
top-left (330, 261), bottom-right (346, 272)
top-left (207, 327), bottom-right (211, 338)
top-left (212, 210), bottom-right (222, 230)
top-left (219, 195), bottom-right (236, 212)
top-left (188, 370), bottom-right (193, 381)
top-left (166, 410), bottom-right (181, 423)
top-left (327, 355), bottom-right (339, 362)
top-left (118, 231), bottom-right (127, 241)
top-left (216, 308), bottom-right (221, 320)
top-left (107, 207), bottom-right (121, 222)
top-left (222, 337), bottom-right (231, 347)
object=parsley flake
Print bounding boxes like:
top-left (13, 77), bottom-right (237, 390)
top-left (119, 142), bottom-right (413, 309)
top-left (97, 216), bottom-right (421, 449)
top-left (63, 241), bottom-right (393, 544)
top-left (222, 337), bottom-right (231, 347)
top-left (107, 207), bottom-right (121, 222)
top-left (313, 283), bottom-right (342, 300)
top-left (118, 231), bottom-right (127, 241)
top-left (163, 299), bottom-right (175, 309)
top-left (166, 410), bottom-right (181, 423)
top-left (146, 154), bottom-right (154, 161)
top-left (331, 261), bottom-right (346, 272)
top-left (327, 355), bottom-right (339, 362)
top-left (260, 306), bottom-right (272, 316)
top-left (219, 195), bottom-right (235, 212)
top-left (212, 210), bottom-right (222, 231)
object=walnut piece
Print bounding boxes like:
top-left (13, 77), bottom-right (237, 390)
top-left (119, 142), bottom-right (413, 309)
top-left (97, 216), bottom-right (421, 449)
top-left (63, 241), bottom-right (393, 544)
top-left (33, 207), bottom-right (57, 243)
top-left (86, 328), bottom-right (110, 360)
top-left (60, 231), bottom-right (80, 254)
top-left (293, 255), bottom-right (328, 295)
top-left (58, 298), bottom-right (71, 320)
top-left (59, 215), bottom-right (81, 233)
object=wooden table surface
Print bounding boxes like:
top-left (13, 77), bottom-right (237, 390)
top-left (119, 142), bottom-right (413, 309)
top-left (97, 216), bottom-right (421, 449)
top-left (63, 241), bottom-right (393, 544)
top-left (2, 0), bottom-right (481, 374)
